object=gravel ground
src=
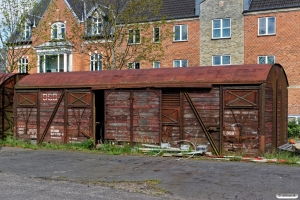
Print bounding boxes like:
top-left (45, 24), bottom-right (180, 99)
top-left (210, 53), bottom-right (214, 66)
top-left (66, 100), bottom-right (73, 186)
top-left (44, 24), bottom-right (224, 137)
top-left (0, 147), bottom-right (299, 200)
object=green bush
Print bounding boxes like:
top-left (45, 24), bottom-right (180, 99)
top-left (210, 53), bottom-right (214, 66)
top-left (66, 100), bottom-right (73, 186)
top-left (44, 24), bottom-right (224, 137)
top-left (288, 119), bottom-right (300, 138)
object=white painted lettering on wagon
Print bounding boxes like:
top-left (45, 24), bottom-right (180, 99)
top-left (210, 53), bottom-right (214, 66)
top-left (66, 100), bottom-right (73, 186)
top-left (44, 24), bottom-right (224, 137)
top-left (50, 126), bottom-right (63, 137)
top-left (42, 94), bottom-right (58, 101)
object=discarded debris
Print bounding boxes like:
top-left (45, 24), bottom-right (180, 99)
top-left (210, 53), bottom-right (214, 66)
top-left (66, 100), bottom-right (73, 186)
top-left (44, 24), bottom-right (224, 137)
top-left (277, 140), bottom-right (300, 154)
top-left (139, 140), bottom-right (208, 159)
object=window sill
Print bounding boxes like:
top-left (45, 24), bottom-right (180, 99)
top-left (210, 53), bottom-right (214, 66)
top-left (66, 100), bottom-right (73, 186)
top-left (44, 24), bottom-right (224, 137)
top-left (83, 34), bottom-right (113, 40)
top-left (257, 34), bottom-right (276, 37)
top-left (211, 37), bottom-right (231, 40)
top-left (173, 40), bottom-right (188, 43)
top-left (212, 64), bottom-right (231, 66)
top-left (127, 43), bottom-right (141, 45)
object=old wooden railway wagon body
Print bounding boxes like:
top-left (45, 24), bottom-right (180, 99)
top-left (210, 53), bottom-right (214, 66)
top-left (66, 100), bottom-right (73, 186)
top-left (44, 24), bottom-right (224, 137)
top-left (14, 64), bottom-right (288, 155)
top-left (0, 73), bottom-right (27, 139)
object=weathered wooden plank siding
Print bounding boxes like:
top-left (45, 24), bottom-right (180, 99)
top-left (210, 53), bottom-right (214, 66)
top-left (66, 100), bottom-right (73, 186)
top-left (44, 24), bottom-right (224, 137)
top-left (16, 107), bottom-right (38, 140)
top-left (265, 88), bottom-right (273, 149)
top-left (223, 109), bottom-right (259, 155)
top-left (105, 91), bottom-right (131, 142)
top-left (39, 90), bottom-right (65, 143)
top-left (183, 88), bottom-right (220, 149)
top-left (132, 91), bottom-right (160, 144)
top-left (67, 108), bottom-right (92, 143)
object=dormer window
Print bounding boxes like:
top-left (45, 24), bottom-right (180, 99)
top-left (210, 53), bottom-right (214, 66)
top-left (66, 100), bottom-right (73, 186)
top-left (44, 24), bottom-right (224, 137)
top-left (51, 22), bottom-right (65, 40)
top-left (92, 18), bottom-right (103, 35)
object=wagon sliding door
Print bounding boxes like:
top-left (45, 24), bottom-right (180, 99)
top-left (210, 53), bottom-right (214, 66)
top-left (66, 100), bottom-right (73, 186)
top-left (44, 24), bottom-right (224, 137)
top-left (15, 90), bottom-right (93, 144)
top-left (15, 92), bottom-right (38, 141)
top-left (67, 91), bottom-right (93, 143)
top-left (223, 89), bottom-right (259, 155)
top-left (105, 90), bottom-right (161, 144)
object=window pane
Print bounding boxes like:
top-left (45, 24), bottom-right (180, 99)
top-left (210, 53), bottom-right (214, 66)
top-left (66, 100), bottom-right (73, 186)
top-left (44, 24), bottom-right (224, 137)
top-left (222, 28), bottom-right (230, 37)
top-left (258, 56), bottom-right (266, 64)
top-left (213, 30), bottom-right (220, 38)
top-left (213, 20), bottom-right (220, 28)
top-left (222, 56), bottom-right (230, 65)
top-left (128, 63), bottom-right (133, 69)
top-left (174, 60), bottom-right (180, 67)
top-left (128, 30), bottom-right (133, 43)
top-left (181, 60), bottom-right (187, 67)
top-left (267, 56), bottom-right (275, 64)
top-left (61, 28), bottom-right (65, 39)
top-left (223, 19), bottom-right (230, 28)
top-left (268, 17), bottom-right (275, 34)
top-left (174, 26), bottom-right (180, 40)
top-left (53, 25), bottom-right (57, 38)
top-left (154, 28), bottom-right (160, 42)
top-left (135, 30), bottom-right (140, 43)
top-left (259, 18), bottom-right (266, 35)
top-left (213, 56), bottom-right (221, 65)
top-left (182, 25), bottom-right (187, 40)
top-left (153, 61), bottom-right (160, 68)
top-left (39, 56), bottom-right (44, 73)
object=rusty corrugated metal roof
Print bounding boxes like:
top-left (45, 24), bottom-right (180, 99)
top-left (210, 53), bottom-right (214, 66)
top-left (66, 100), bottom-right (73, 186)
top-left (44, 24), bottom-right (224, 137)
top-left (15, 64), bottom-right (285, 89)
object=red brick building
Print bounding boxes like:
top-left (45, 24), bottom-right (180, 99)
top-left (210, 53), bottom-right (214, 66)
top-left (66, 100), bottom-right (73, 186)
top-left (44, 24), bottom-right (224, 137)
top-left (13, 0), bottom-right (200, 73)
top-left (244, 0), bottom-right (300, 114)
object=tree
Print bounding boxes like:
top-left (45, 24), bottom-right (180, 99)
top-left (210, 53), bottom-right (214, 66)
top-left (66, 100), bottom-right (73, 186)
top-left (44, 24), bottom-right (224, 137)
top-left (0, 0), bottom-right (172, 72)
top-left (68, 0), bottom-right (171, 70)
top-left (0, 0), bottom-right (49, 72)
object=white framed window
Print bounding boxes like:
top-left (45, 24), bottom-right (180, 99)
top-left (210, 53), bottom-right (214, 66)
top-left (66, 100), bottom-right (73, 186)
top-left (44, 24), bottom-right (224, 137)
top-left (128, 62), bottom-right (140, 69)
top-left (258, 17), bottom-right (275, 35)
top-left (18, 57), bottom-right (28, 73)
top-left (174, 25), bottom-right (188, 41)
top-left (212, 55), bottom-right (231, 65)
top-left (153, 27), bottom-right (160, 43)
top-left (51, 22), bottom-right (66, 40)
top-left (90, 54), bottom-right (102, 71)
top-left (173, 60), bottom-right (188, 67)
top-left (23, 22), bottom-right (31, 40)
top-left (212, 18), bottom-right (231, 39)
top-left (258, 56), bottom-right (275, 64)
top-left (153, 61), bottom-right (160, 68)
top-left (128, 29), bottom-right (140, 44)
top-left (92, 18), bottom-right (103, 35)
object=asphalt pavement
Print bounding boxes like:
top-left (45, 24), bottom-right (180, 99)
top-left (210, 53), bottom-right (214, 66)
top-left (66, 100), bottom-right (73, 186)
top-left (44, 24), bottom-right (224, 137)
top-left (0, 147), bottom-right (299, 200)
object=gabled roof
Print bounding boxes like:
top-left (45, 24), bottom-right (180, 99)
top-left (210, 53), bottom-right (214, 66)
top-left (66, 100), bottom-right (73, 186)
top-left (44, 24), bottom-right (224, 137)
top-left (44, 0), bottom-right (197, 24)
top-left (248, 0), bottom-right (300, 11)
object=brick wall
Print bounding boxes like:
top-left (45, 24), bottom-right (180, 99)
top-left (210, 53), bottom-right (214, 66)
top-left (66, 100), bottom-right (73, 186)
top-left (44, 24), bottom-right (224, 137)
top-left (244, 9), bottom-right (300, 114)
top-left (157, 19), bottom-right (200, 69)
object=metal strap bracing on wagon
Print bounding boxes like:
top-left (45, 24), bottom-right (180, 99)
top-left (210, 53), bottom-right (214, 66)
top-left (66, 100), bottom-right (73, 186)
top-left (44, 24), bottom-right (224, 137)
top-left (183, 91), bottom-right (220, 156)
top-left (38, 90), bottom-right (66, 144)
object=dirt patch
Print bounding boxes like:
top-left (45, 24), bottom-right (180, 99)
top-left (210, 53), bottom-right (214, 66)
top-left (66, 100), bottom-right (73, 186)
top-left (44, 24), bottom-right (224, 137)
top-left (35, 177), bottom-right (170, 197)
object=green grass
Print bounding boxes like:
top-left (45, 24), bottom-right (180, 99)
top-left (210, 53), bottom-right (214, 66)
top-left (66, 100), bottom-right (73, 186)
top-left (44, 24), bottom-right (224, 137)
top-left (1, 136), bottom-right (300, 165)
top-left (0, 136), bottom-right (137, 155)
top-left (98, 143), bottom-right (134, 155)
top-left (262, 150), bottom-right (300, 165)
